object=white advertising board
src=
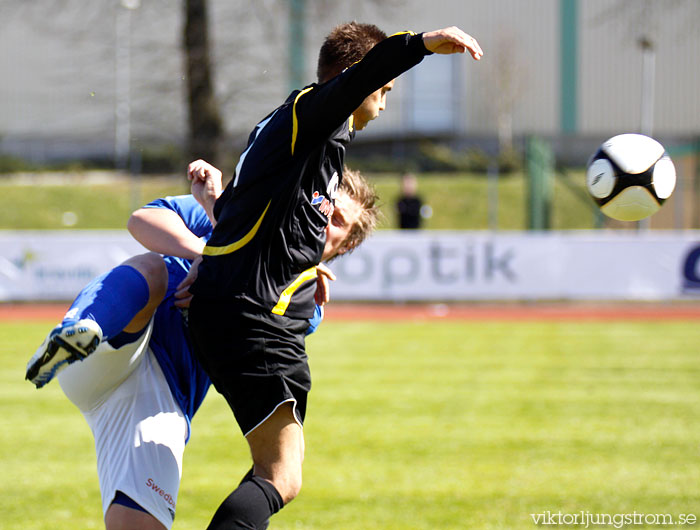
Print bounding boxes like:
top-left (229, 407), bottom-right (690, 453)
top-left (0, 230), bottom-right (699, 302)
top-left (0, 231), bottom-right (144, 301)
top-left (330, 231), bottom-right (700, 301)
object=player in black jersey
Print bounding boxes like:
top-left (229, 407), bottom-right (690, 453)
top-left (187, 23), bottom-right (483, 529)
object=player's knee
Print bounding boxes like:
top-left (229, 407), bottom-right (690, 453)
top-left (124, 253), bottom-right (168, 302)
top-left (247, 403), bottom-right (304, 503)
top-left (274, 469), bottom-right (302, 504)
top-left (253, 462), bottom-right (302, 504)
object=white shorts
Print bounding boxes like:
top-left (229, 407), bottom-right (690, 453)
top-left (57, 321), bottom-right (187, 530)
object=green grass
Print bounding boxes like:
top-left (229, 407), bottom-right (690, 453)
top-left (0, 177), bottom-right (189, 230)
top-left (372, 171), bottom-right (596, 230)
top-left (0, 170), bottom-right (597, 231)
top-left (4, 318), bottom-right (700, 529)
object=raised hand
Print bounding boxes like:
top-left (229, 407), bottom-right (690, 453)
top-left (187, 159), bottom-right (223, 226)
top-left (422, 27), bottom-right (483, 60)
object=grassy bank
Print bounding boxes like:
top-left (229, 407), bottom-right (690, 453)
top-left (0, 170), bottom-right (597, 231)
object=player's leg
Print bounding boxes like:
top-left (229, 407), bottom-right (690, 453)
top-left (58, 327), bottom-right (167, 529)
top-left (74, 346), bottom-right (187, 530)
top-left (187, 298), bottom-right (311, 529)
top-left (247, 402), bottom-right (304, 504)
top-left (58, 266), bottom-right (191, 530)
top-left (206, 403), bottom-right (302, 530)
top-left (120, 252), bottom-right (169, 333)
top-left (26, 252), bottom-right (167, 388)
top-left (105, 503), bottom-right (166, 530)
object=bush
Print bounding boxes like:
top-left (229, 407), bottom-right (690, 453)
top-left (0, 155), bottom-right (35, 174)
top-left (138, 144), bottom-right (187, 175)
top-left (496, 147), bottom-right (523, 174)
top-left (416, 142), bottom-right (522, 174)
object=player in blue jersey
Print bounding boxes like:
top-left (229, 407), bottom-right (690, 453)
top-left (25, 162), bottom-right (226, 530)
top-left (25, 159), bottom-right (370, 530)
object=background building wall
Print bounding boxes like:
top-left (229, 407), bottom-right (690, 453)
top-left (579, 1), bottom-right (700, 136)
top-left (0, 0), bottom-right (697, 164)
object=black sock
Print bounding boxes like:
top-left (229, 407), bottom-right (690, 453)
top-left (207, 473), bottom-right (284, 530)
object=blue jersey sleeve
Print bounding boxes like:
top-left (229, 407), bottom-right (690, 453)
top-left (143, 195), bottom-right (213, 239)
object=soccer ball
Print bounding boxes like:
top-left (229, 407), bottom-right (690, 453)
top-left (586, 133), bottom-right (676, 221)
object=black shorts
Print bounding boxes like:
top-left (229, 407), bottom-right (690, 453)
top-left (188, 296), bottom-right (310, 436)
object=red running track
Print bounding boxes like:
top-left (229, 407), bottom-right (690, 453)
top-left (2, 302), bottom-right (699, 322)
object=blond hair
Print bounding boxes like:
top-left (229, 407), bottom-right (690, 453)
top-left (331, 166), bottom-right (381, 260)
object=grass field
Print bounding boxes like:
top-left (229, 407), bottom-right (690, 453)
top-left (3, 316), bottom-right (700, 529)
top-left (0, 170), bottom-right (596, 231)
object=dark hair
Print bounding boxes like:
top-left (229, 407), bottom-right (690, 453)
top-left (316, 22), bottom-right (387, 83)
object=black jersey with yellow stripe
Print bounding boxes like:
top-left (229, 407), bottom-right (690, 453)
top-left (191, 31), bottom-right (430, 319)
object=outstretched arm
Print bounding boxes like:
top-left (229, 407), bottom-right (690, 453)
top-left (294, 27), bottom-right (482, 155)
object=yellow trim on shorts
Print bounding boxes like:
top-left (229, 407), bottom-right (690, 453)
top-left (271, 266), bottom-right (318, 316)
top-left (292, 87), bottom-right (314, 155)
top-left (202, 201), bottom-right (271, 256)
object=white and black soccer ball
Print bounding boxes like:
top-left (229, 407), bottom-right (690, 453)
top-left (586, 133), bottom-right (676, 221)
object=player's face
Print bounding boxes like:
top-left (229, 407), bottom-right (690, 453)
top-left (352, 79), bottom-right (395, 131)
top-left (323, 192), bottom-right (363, 261)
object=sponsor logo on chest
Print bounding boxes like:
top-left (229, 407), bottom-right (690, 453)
top-left (311, 171), bottom-right (339, 220)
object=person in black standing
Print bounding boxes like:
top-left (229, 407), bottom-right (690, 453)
top-left (186, 24), bottom-right (483, 529)
top-left (396, 173), bottom-right (425, 229)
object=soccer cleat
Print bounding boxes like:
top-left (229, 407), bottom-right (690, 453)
top-left (25, 319), bottom-right (103, 389)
